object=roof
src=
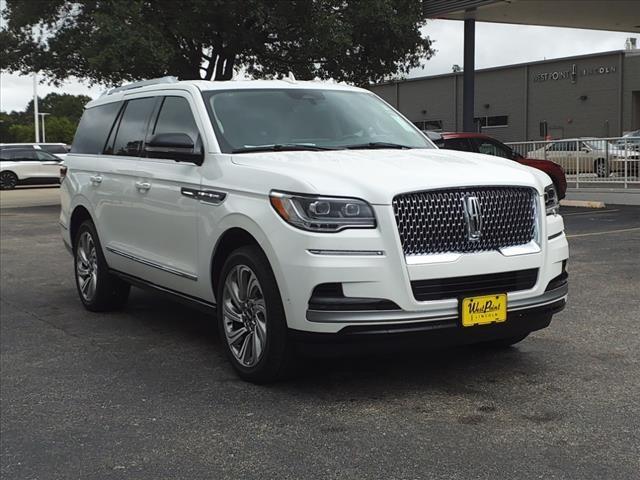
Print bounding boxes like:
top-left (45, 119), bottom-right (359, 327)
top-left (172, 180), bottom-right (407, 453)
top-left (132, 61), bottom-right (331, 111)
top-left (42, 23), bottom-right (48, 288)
top-left (86, 79), bottom-right (366, 109)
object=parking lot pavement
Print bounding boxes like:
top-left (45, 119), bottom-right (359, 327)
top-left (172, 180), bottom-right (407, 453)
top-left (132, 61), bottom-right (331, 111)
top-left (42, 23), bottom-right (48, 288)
top-left (0, 186), bottom-right (61, 209)
top-left (1, 198), bottom-right (639, 480)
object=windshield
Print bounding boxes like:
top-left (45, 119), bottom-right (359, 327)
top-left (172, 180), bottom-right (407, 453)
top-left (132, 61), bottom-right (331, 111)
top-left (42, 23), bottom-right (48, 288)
top-left (203, 89), bottom-right (433, 153)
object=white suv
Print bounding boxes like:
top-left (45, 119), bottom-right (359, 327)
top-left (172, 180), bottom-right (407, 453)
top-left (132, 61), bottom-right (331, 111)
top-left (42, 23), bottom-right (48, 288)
top-left (60, 77), bottom-right (569, 383)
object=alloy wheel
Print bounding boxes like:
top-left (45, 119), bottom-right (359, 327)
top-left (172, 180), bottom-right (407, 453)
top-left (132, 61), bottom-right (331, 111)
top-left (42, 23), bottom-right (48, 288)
top-left (222, 265), bottom-right (268, 367)
top-left (76, 231), bottom-right (98, 302)
top-left (0, 172), bottom-right (18, 189)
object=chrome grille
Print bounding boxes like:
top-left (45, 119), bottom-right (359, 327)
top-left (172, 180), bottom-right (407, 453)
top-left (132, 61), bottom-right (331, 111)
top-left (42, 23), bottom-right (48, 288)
top-left (393, 187), bottom-right (537, 255)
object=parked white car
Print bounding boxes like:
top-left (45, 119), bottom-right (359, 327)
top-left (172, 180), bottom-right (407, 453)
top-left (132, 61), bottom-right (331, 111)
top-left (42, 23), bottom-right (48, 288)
top-left (60, 78), bottom-right (569, 382)
top-left (0, 143), bottom-right (69, 161)
top-left (0, 147), bottom-right (63, 189)
top-left (528, 138), bottom-right (638, 177)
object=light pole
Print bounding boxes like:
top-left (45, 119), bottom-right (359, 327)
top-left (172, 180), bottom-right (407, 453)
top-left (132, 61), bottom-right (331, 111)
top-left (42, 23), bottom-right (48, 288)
top-left (38, 113), bottom-right (51, 142)
top-left (33, 73), bottom-right (40, 142)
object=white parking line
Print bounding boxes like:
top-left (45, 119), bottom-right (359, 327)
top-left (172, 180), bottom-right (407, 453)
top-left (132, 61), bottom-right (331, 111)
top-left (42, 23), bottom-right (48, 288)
top-left (563, 209), bottom-right (619, 217)
top-left (567, 227), bottom-right (640, 238)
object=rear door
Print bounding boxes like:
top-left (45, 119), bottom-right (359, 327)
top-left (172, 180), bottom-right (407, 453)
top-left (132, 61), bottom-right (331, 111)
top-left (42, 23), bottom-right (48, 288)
top-left (35, 150), bottom-right (62, 178)
top-left (126, 94), bottom-right (203, 295)
top-left (94, 96), bottom-right (157, 274)
top-left (9, 149), bottom-right (41, 179)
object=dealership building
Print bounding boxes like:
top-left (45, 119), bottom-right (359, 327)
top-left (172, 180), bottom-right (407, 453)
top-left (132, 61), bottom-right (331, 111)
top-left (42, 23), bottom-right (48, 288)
top-left (370, 49), bottom-right (640, 143)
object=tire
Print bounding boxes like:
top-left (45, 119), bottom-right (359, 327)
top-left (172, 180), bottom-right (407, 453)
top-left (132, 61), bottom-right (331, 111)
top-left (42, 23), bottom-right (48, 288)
top-left (74, 220), bottom-right (130, 312)
top-left (477, 333), bottom-right (529, 349)
top-left (0, 171), bottom-right (18, 190)
top-left (595, 158), bottom-right (609, 178)
top-left (217, 245), bottom-right (294, 383)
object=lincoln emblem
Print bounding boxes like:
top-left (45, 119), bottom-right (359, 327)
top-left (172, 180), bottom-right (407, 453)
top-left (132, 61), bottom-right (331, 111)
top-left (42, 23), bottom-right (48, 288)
top-left (463, 195), bottom-right (483, 240)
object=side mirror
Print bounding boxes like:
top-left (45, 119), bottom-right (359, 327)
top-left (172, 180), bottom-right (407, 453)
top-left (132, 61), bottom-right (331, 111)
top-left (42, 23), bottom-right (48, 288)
top-left (144, 133), bottom-right (204, 165)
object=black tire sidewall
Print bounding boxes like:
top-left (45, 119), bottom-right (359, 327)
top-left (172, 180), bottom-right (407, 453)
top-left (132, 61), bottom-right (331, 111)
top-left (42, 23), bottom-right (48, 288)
top-left (217, 245), bottom-right (290, 382)
top-left (1, 172), bottom-right (18, 189)
top-left (73, 220), bottom-right (128, 311)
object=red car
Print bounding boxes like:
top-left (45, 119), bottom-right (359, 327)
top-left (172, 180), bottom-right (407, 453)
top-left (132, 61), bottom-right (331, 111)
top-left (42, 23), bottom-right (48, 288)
top-left (427, 132), bottom-right (567, 199)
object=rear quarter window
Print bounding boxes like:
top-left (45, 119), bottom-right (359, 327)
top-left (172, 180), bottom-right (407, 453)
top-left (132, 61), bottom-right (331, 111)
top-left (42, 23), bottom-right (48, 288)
top-left (71, 102), bottom-right (122, 154)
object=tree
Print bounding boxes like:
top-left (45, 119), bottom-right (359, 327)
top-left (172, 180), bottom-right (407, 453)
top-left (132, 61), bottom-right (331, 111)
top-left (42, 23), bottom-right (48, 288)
top-left (0, 93), bottom-right (90, 143)
top-left (0, 0), bottom-right (433, 86)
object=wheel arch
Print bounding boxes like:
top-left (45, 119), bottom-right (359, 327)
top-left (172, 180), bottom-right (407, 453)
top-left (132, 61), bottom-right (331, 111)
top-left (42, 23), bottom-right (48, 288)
top-left (210, 227), bottom-right (270, 299)
top-left (69, 205), bottom-right (94, 248)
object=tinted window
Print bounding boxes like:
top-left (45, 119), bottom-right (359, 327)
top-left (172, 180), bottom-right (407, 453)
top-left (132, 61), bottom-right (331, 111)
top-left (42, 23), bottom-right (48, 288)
top-left (71, 102), bottom-right (122, 154)
top-left (40, 145), bottom-right (67, 154)
top-left (6, 149), bottom-right (38, 161)
top-left (152, 96), bottom-right (200, 144)
top-left (36, 150), bottom-right (59, 161)
top-left (473, 139), bottom-right (511, 159)
top-left (442, 138), bottom-right (474, 152)
top-left (112, 97), bottom-right (156, 156)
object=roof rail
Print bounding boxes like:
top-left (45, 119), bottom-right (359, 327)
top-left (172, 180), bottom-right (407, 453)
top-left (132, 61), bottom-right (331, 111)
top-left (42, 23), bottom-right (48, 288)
top-left (100, 76), bottom-right (179, 97)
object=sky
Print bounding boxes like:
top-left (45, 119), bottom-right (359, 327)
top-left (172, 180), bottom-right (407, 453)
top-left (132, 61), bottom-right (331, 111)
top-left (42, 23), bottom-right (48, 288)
top-left (0, 19), bottom-right (637, 112)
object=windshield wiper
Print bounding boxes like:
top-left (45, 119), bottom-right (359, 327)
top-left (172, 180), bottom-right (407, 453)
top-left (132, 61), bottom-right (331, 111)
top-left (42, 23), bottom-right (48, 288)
top-left (343, 142), bottom-right (413, 150)
top-left (232, 144), bottom-right (335, 153)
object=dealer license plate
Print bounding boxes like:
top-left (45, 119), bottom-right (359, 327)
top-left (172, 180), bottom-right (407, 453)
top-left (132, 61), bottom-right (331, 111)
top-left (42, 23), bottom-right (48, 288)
top-left (461, 294), bottom-right (507, 327)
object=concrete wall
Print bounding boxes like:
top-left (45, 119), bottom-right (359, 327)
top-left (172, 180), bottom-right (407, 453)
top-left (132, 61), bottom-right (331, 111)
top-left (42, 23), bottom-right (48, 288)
top-left (370, 51), bottom-right (637, 142)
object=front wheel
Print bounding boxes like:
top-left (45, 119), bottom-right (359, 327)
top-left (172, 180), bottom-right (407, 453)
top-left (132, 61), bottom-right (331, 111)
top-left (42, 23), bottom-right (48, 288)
top-left (74, 220), bottom-right (130, 312)
top-left (217, 245), bottom-right (293, 383)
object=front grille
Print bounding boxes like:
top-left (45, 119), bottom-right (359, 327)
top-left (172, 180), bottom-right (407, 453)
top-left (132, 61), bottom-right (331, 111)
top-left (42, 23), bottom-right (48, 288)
top-left (411, 269), bottom-right (538, 301)
top-left (393, 187), bottom-right (537, 255)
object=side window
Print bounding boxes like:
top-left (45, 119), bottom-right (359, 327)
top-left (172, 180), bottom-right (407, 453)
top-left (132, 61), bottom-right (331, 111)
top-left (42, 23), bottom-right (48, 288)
top-left (36, 151), bottom-right (57, 161)
top-left (443, 138), bottom-right (473, 152)
top-left (40, 145), bottom-right (67, 154)
top-left (11, 150), bottom-right (38, 161)
top-left (112, 97), bottom-right (157, 156)
top-left (152, 96), bottom-right (200, 145)
top-left (71, 102), bottom-right (122, 154)
top-left (474, 139), bottom-right (511, 159)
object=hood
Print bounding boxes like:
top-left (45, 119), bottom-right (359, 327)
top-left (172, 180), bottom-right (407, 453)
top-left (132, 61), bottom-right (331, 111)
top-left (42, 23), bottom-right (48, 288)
top-left (231, 148), bottom-right (550, 205)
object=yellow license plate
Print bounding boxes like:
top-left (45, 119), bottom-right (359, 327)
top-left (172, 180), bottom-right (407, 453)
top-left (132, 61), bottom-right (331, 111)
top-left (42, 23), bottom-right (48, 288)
top-left (461, 294), bottom-right (507, 327)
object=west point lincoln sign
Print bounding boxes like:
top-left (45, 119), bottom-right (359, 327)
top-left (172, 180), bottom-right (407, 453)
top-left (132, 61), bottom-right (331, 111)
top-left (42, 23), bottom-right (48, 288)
top-left (533, 63), bottom-right (617, 83)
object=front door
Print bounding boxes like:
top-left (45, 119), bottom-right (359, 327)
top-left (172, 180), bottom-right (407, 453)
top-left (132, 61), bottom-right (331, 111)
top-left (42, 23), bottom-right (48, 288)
top-left (127, 94), bottom-right (203, 296)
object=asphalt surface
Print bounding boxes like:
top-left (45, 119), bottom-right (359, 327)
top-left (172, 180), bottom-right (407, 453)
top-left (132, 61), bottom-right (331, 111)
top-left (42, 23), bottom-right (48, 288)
top-left (1, 196), bottom-right (639, 479)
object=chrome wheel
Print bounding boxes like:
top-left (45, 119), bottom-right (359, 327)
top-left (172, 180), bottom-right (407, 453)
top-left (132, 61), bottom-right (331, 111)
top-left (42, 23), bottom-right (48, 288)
top-left (222, 265), bottom-right (267, 367)
top-left (76, 231), bottom-right (98, 302)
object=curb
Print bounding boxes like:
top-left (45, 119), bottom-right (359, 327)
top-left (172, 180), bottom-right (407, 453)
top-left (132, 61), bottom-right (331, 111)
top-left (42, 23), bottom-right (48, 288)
top-left (560, 199), bottom-right (606, 208)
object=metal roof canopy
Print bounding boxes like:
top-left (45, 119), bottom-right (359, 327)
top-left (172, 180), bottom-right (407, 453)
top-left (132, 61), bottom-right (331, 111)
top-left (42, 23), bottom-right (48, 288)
top-left (424, 0), bottom-right (640, 132)
top-left (425, 0), bottom-right (640, 33)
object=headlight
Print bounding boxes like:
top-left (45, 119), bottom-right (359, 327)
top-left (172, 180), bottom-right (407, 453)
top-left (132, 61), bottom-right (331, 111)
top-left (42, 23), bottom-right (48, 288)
top-left (269, 191), bottom-right (376, 232)
top-left (544, 184), bottom-right (559, 215)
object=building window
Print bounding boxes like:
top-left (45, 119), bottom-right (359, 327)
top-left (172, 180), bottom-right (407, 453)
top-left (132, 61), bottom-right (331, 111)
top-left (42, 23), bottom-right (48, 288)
top-left (413, 120), bottom-right (443, 131)
top-left (474, 115), bottom-right (509, 128)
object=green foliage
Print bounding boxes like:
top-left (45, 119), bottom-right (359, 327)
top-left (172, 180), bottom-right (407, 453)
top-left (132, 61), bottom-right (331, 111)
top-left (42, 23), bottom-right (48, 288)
top-left (0, 93), bottom-right (89, 143)
top-left (0, 0), bottom-right (433, 86)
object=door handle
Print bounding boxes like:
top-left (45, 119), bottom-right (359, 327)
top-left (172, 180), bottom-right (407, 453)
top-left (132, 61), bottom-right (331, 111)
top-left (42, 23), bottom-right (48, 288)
top-left (90, 175), bottom-right (103, 185)
top-left (135, 181), bottom-right (151, 191)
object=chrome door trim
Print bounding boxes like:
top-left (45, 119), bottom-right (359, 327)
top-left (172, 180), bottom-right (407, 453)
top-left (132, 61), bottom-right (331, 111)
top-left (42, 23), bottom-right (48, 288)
top-left (181, 187), bottom-right (227, 205)
top-left (105, 246), bottom-right (198, 281)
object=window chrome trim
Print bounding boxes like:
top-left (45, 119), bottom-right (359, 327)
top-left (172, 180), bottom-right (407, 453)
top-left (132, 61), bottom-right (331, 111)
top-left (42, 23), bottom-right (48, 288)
top-left (105, 246), bottom-right (198, 281)
top-left (307, 249), bottom-right (385, 257)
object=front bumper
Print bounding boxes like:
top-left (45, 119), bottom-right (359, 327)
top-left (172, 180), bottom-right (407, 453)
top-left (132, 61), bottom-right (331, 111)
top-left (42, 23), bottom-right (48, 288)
top-left (291, 297), bottom-right (565, 354)
top-left (268, 200), bottom-right (569, 334)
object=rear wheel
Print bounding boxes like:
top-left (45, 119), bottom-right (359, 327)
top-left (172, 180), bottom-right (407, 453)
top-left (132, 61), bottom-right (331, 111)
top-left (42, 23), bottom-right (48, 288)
top-left (217, 245), bottom-right (293, 383)
top-left (0, 171), bottom-right (18, 190)
top-left (74, 220), bottom-right (130, 312)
